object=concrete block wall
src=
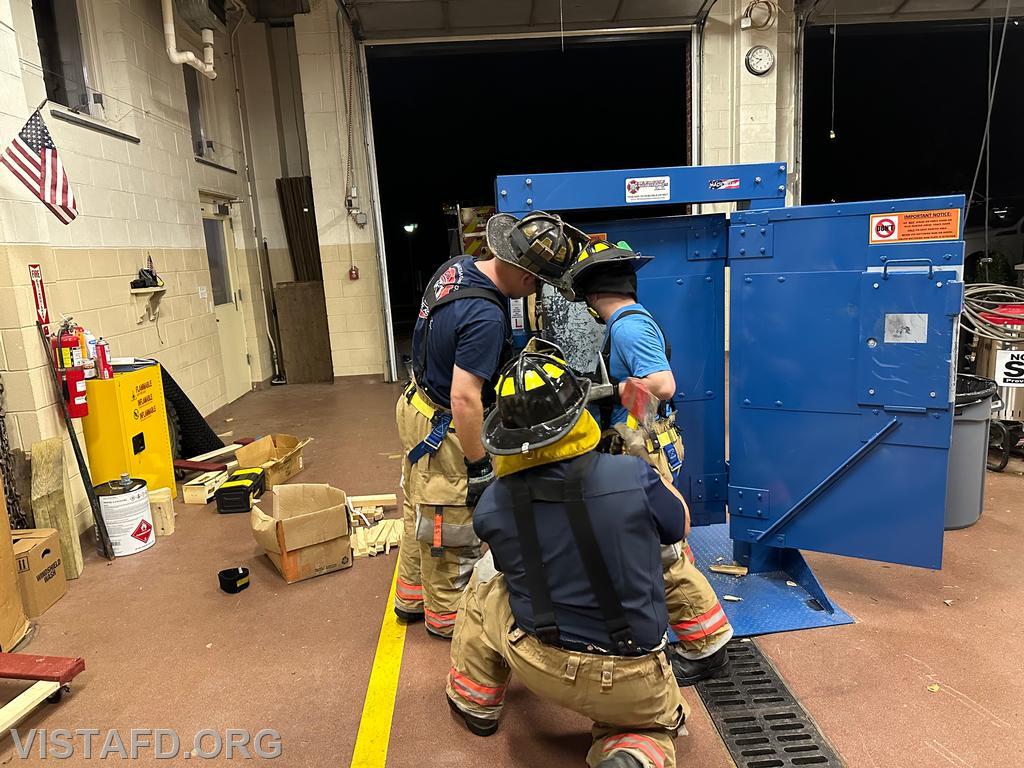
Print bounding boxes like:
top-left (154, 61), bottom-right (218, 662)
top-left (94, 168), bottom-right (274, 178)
top-left (294, 1), bottom-right (386, 377)
top-left (1, 0), bottom-right (276, 529)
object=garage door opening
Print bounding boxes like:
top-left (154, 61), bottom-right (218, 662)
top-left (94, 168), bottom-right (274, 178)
top-left (364, 34), bottom-right (692, 374)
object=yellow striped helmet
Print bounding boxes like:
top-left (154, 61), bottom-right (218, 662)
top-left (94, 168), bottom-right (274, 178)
top-left (482, 351), bottom-right (590, 455)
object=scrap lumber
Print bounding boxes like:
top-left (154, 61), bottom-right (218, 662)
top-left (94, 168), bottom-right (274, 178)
top-left (182, 470), bottom-right (228, 505)
top-left (149, 487), bottom-right (175, 536)
top-left (353, 519), bottom-right (402, 558)
top-left (348, 494), bottom-right (397, 509)
top-left (29, 438), bottom-right (83, 580)
top-left (709, 564), bottom-right (749, 577)
top-left (173, 439), bottom-right (254, 474)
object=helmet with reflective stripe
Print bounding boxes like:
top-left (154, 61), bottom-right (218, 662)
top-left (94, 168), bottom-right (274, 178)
top-left (482, 351), bottom-right (590, 455)
top-left (485, 211), bottom-right (587, 284)
top-left (559, 240), bottom-right (653, 302)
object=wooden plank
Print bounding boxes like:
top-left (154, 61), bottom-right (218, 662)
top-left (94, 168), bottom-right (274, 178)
top-left (0, 680), bottom-right (61, 733)
top-left (348, 494), bottom-right (397, 509)
top-left (29, 438), bottom-right (83, 580)
top-left (274, 282), bottom-right (333, 384)
top-left (0, 652), bottom-right (85, 684)
top-left (709, 564), bottom-right (749, 577)
top-left (182, 471), bottom-right (228, 505)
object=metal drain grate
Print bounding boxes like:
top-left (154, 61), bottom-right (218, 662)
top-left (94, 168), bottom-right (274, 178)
top-left (696, 639), bottom-right (844, 768)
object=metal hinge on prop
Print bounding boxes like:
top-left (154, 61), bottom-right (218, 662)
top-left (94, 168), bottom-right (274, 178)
top-left (727, 223), bottom-right (774, 260)
top-left (690, 473), bottom-right (727, 503)
top-left (727, 486), bottom-right (771, 520)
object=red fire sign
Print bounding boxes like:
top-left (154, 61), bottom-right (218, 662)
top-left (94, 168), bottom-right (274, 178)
top-left (131, 519), bottom-right (153, 544)
top-left (28, 264), bottom-right (49, 326)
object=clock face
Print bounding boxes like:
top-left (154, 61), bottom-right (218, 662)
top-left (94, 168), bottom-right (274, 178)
top-left (745, 45), bottom-right (776, 76)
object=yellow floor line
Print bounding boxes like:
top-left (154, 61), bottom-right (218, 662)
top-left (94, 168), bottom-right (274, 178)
top-left (350, 563), bottom-right (407, 768)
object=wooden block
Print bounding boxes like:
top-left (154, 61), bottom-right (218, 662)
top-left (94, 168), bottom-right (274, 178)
top-left (348, 494), bottom-right (397, 509)
top-left (709, 564), bottom-right (748, 577)
top-left (182, 471), bottom-right (227, 505)
top-left (149, 487), bottom-right (175, 537)
top-left (29, 438), bottom-right (83, 580)
top-left (9, 449), bottom-right (32, 526)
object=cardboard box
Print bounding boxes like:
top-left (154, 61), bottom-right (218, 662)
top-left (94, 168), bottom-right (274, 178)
top-left (250, 484), bottom-right (352, 584)
top-left (235, 434), bottom-right (311, 490)
top-left (0, 484), bottom-right (29, 649)
top-left (11, 528), bottom-right (66, 619)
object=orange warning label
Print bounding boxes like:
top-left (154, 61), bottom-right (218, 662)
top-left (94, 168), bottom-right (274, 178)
top-left (869, 209), bottom-right (960, 244)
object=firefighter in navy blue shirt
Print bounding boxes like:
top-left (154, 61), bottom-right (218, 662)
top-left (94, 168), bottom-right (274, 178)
top-left (446, 349), bottom-right (687, 768)
top-left (394, 212), bottom-right (585, 638)
top-left (560, 240), bottom-right (734, 685)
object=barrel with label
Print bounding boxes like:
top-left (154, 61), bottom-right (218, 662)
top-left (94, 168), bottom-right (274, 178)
top-left (94, 474), bottom-right (156, 556)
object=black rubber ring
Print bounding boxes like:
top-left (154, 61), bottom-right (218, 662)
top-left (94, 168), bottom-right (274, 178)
top-left (218, 566), bottom-right (250, 594)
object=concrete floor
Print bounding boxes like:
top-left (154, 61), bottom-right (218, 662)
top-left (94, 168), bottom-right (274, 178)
top-left (3, 377), bottom-right (1022, 766)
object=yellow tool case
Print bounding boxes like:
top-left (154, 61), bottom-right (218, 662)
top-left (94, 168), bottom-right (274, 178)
top-left (82, 364), bottom-right (176, 499)
top-left (215, 468), bottom-right (266, 514)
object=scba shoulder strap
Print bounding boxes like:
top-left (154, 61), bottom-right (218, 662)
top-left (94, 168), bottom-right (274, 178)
top-left (506, 452), bottom-right (636, 653)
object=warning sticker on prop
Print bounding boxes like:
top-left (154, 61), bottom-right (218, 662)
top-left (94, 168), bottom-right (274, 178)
top-left (625, 176), bottom-right (671, 204)
top-left (995, 349), bottom-right (1024, 387)
top-left (869, 209), bottom-right (960, 244)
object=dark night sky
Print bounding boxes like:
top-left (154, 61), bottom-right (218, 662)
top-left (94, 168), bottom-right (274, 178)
top-left (366, 36), bottom-right (689, 327)
top-left (801, 20), bottom-right (1024, 216)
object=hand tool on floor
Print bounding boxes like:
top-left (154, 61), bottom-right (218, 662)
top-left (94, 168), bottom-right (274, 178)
top-left (36, 322), bottom-right (114, 560)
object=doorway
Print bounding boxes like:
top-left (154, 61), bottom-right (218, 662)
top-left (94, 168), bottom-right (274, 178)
top-left (201, 203), bottom-right (251, 403)
top-left (363, 33), bottom-right (692, 373)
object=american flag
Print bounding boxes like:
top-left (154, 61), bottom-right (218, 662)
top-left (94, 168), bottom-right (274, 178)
top-left (1, 110), bottom-right (78, 224)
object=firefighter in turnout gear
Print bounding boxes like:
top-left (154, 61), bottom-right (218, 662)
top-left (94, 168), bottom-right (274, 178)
top-left (395, 211), bottom-right (585, 637)
top-left (560, 240), bottom-right (734, 684)
top-left (447, 351), bottom-right (688, 768)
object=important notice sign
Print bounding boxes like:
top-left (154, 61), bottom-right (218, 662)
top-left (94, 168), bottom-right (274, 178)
top-left (869, 208), bottom-right (961, 244)
top-left (995, 349), bottom-right (1024, 387)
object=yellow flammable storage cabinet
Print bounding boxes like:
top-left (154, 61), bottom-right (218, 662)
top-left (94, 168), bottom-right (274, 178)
top-left (83, 364), bottom-right (176, 498)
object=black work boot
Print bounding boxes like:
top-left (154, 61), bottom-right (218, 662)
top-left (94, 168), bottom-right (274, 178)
top-left (447, 695), bottom-right (499, 737)
top-left (598, 752), bottom-right (644, 768)
top-left (669, 643), bottom-right (730, 686)
top-left (394, 607), bottom-right (424, 624)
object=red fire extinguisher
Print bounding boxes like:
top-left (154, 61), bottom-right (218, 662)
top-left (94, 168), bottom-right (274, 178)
top-left (51, 326), bottom-right (89, 418)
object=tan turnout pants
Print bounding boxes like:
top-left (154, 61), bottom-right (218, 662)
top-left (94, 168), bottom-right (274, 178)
top-left (448, 558), bottom-right (688, 768)
top-left (394, 393), bottom-right (481, 637)
top-left (614, 419), bottom-right (733, 659)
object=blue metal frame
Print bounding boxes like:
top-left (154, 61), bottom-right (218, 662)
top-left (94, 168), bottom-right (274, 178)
top-left (492, 164), bottom-right (965, 633)
top-left (496, 162), bottom-right (788, 215)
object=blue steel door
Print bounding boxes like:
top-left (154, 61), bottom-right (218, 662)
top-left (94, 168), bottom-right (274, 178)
top-left (727, 197), bottom-right (964, 568)
top-left (594, 214), bottom-right (728, 526)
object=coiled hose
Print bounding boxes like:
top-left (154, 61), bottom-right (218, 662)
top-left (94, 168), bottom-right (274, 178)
top-left (961, 283), bottom-right (1024, 342)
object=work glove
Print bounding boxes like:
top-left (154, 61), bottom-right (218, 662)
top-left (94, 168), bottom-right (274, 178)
top-left (465, 456), bottom-right (495, 508)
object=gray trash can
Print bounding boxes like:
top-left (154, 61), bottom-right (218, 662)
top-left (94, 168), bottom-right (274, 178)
top-left (944, 374), bottom-right (999, 530)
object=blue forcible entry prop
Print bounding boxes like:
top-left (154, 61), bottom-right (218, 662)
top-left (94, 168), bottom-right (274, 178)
top-left (496, 163), bottom-right (965, 637)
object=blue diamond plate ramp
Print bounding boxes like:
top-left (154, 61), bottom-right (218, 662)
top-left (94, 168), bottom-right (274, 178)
top-left (687, 524), bottom-right (854, 637)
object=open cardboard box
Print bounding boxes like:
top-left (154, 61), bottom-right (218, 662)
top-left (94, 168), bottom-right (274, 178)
top-left (235, 434), bottom-right (311, 490)
top-left (251, 484), bottom-right (352, 584)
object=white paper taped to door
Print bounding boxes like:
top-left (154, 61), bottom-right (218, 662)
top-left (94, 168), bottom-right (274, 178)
top-left (884, 313), bottom-right (928, 344)
top-left (995, 349), bottom-right (1024, 387)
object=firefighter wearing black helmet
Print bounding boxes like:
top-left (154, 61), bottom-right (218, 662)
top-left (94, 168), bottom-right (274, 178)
top-left (446, 349), bottom-right (688, 768)
top-left (560, 240), bottom-right (735, 685)
top-left (394, 211), bottom-right (584, 638)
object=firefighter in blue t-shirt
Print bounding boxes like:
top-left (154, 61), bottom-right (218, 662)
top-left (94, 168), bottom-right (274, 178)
top-left (394, 212), bottom-right (585, 638)
top-left (559, 240), bottom-right (734, 684)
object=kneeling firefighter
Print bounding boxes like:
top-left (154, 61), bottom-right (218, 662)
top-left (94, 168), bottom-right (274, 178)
top-left (394, 211), bottom-right (584, 638)
top-left (446, 350), bottom-right (688, 768)
top-left (560, 240), bottom-right (734, 684)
